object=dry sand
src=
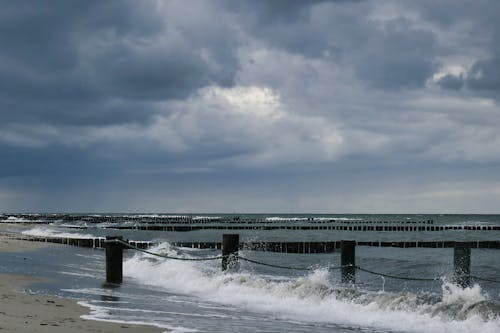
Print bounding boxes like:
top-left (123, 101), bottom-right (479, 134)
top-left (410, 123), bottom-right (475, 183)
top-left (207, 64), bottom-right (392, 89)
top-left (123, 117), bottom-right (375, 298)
top-left (0, 231), bottom-right (165, 332)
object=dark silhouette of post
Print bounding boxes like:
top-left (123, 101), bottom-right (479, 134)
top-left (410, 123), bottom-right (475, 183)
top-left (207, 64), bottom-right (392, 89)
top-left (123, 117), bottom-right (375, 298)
top-left (106, 236), bottom-right (123, 284)
top-left (454, 242), bottom-right (471, 288)
top-left (341, 240), bottom-right (356, 284)
top-left (222, 234), bottom-right (239, 271)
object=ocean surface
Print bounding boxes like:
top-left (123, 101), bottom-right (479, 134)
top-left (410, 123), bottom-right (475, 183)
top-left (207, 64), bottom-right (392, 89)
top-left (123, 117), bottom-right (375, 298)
top-left (1, 213), bottom-right (500, 333)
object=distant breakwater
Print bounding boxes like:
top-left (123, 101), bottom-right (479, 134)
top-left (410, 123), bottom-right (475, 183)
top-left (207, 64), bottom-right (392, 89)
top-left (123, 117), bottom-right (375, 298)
top-left (4, 214), bottom-right (500, 232)
top-left (0, 213), bottom-right (434, 225)
top-left (3, 233), bottom-right (500, 252)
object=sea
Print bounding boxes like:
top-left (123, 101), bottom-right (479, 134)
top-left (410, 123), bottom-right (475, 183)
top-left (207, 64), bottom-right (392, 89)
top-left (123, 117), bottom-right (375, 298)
top-left (1, 213), bottom-right (500, 333)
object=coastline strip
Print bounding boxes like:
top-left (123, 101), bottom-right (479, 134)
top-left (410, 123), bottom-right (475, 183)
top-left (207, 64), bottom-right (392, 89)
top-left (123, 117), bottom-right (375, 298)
top-left (0, 234), bottom-right (165, 333)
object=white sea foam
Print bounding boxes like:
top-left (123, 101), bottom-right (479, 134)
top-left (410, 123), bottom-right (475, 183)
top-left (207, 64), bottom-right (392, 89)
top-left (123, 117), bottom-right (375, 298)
top-left (21, 227), bottom-right (95, 239)
top-left (78, 301), bottom-right (191, 333)
top-left (264, 217), bottom-right (362, 222)
top-left (192, 216), bottom-right (221, 220)
top-left (123, 214), bottom-right (189, 218)
top-left (265, 217), bottom-right (309, 221)
top-left (1, 216), bottom-right (30, 223)
top-left (122, 245), bottom-right (500, 333)
top-left (60, 271), bottom-right (98, 278)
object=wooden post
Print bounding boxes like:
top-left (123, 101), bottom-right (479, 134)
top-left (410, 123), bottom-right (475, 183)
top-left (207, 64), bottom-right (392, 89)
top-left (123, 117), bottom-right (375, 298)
top-left (453, 242), bottom-right (471, 288)
top-left (341, 240), bottom-right (356, 284)
top-left (222, 234), bottom-right (239, 271)
top-left (106, 236), bottom-right (123, 284)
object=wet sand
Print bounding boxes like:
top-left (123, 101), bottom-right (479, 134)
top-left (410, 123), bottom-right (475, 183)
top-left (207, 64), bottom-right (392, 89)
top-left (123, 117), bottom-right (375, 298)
top-left (0, 233), bottom-right (48, 252)
top-left (0, 232), bottom-right (165, 332)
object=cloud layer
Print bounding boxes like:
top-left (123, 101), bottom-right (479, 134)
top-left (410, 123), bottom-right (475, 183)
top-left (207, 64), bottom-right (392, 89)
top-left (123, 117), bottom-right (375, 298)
top-left (1, 0), bottom-right (500, 213)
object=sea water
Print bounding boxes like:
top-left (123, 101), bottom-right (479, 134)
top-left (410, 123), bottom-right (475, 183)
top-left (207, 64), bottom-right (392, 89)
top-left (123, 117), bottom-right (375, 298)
top-left (2, 214), bottom-right (500, 332)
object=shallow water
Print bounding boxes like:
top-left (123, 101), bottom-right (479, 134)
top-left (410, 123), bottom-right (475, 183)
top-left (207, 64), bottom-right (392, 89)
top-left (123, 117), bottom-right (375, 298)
top-left (2, 214), bottom-right (500, 332)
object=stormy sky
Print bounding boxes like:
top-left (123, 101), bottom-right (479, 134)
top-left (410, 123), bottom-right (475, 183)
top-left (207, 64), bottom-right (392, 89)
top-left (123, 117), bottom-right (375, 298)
top-left (1, 0), bottom-right (500, 213)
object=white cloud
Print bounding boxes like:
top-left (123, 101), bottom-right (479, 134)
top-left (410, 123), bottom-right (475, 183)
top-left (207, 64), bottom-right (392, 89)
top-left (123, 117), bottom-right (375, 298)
top-left (431, 65), bottom-right (466, 81)
top-left (158, 85), bottom-right (345, 166)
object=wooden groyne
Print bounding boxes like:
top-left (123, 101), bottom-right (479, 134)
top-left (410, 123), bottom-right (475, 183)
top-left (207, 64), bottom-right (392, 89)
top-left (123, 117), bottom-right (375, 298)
top-left (5, 213), bottom-right (500, 233)
top-left (103, 235), bottom-right (495, 287)
top-left (173, 240), bottom-right (500, 251)
top-left (3, 233), bottom-right (500, 253)
top-left (4, 232), bottom-right (499, 287)
top-left (106, 224), bottom-right (499, 232)
top-left (0, 233), bottom-right (155, 250)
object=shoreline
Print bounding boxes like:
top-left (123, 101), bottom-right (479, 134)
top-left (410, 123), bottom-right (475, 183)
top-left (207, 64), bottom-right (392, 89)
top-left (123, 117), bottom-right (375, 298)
top-left (0, 233), bottom-right (165, 333)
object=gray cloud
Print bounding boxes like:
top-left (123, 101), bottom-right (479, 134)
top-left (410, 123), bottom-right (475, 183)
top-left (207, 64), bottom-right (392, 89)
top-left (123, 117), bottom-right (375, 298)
top-left (226, 0), bottom-right (335, 23)
top-left (354, 21), bottom-right (438, 89)
top-left (436, 74), bottom-right (464, 90)
top-left (0, 0), bottom-right (240, 126)
top-left (466, 57), bottom-right (500, 91)
top-left (1, 0), bottom-right (500, 212)
top-left (416, 0), bottom-right (500, 98)
top-left (228, 1), bottom-right (439, 89)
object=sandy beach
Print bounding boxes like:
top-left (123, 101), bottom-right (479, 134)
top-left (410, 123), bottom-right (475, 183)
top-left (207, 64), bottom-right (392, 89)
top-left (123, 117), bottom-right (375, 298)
top-left (0, 233), bottom-right (164, 333)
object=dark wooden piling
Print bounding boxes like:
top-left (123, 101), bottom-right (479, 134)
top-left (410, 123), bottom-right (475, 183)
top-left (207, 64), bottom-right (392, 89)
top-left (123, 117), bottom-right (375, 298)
top-left (222, 234), bottom-right (239, 271)
top-left (105, 236), bottom-right (123, 284)
top-left (453, 242), bottom-right (471, 288)
top-left (341, 240), bottom-right (356, 284)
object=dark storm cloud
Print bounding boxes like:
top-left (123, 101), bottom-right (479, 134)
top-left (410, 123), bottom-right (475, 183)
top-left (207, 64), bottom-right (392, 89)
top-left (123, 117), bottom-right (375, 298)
top-left (463, 36), bottom-right (500, 98)
top-left (232, 0), bottom-right (499, 93)
top-left (416, 0), bottom-right (500, 28)
top-left (225, 0), bottom-right (368, 59)
top-left (436, 74), bottom-right (464, 90)
top-left (0, 1), bottom-right (89, 73)
top-left (415, 0), bottom-right (500, 97)
top-left (227, 0), bottom-right (333, 23)
top-left (94, 39), bottom-right (234, 101)
top-left (466, 58), bottom-right (500, 91)
top-left (0, 0), bottom-right (239, 126)
top-left (354, 22), bottom-right (437, 89)
top-left (1, 0), bottom-right (500, 213)
top-left (229, 1), bottom-right (438, 89)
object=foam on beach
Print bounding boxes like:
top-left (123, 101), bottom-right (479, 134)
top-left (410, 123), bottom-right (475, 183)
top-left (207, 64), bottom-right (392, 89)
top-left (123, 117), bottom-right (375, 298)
top-left (120, 243), bottom-right (500, 333)
top-left (79, 301), bottom-right (185, 333)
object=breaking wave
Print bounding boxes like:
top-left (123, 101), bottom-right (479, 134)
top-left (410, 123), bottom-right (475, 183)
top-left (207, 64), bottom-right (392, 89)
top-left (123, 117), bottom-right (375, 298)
top-left (122, 244), bottom-right (500, 333)
top-left (21, 227), bottom-right (95, 239)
